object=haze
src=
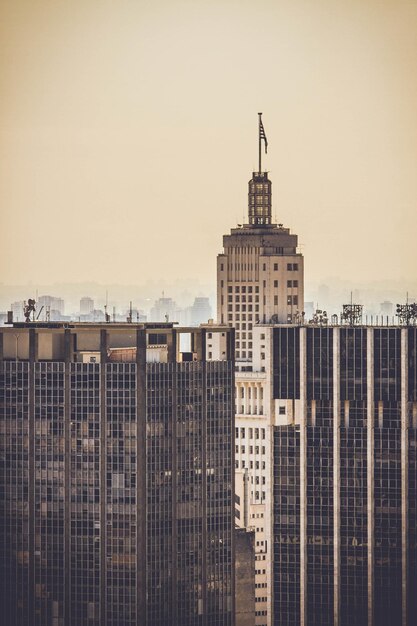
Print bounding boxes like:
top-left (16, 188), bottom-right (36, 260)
top-left (1, 0), bottom-right (416, 289)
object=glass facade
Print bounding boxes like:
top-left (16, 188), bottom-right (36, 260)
top-left (273, 426), bottom-right (300, 626)
top-left (0, 325), bottom-right (234, 626)
top-left (0, 362), bottom-right (30, 624)
top-left (272, 325), bottom-right (417, 626)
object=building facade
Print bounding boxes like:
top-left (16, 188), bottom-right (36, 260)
top-left (217, 155), bottom-right (305, 625)
top-left (0, 322), bottom-right (235, 626)
top-left (267, 323), bottom-right (417, 626)
top-left (217, 170), bottom-right (304, 369)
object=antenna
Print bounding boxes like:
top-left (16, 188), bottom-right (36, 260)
top-left (36, 305), bottom-right (44, 321)
top-left (258, 112), bottom-right (268, 173)
top-left (104, 291), bottom-right (110, 323)
top-left (258, 112), bottom-right (262, 173)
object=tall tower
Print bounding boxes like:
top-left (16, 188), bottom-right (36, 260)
top-left (217, 114), bottom-right (304, 368)
top-left (217, 116), bottom-right (305, 625)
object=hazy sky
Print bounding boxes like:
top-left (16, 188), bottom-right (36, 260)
top-left (1, 0), bottom-right (416, 289)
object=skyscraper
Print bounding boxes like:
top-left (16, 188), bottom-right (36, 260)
top-left (268, 323), bottom-right (417, 626)
top-left (216, 115), bottom-right (304, 369)
top-left (217, 115), bottom-right (305, 625)
top-left (0, 321), bottom-right (235, 626)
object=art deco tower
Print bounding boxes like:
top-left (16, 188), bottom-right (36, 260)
top-left (217, 115), bottom-right (305, 625)
top-left (217, 114), bottom-right (304, 368)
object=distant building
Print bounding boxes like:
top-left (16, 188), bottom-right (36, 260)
top-left (0, 321), bottom-right (235, 625)
top-left (189, 297), bottom-right (212, 326)
top-left (80, 296), bottom-right (94, 315)
top-left (380, 300), bottom-right (394, 317)
top-left (123, 307), bottom-right (147, 323)
top-left (36, 296), bottom-right (65, 317)
top-left (150, 296), bottom-right (180, 323)
top-left (10, 300), bottom-right (24, 322)
top-left (304, 300), bottom-right (315, 320)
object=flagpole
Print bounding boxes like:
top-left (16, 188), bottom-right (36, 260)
top-left (258, 112), bottom-right (262, 173)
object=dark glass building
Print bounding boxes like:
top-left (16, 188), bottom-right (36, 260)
top-left (0, 322), bottom-right (235, 626)
top-left (271, 324), bottom-right (417, 626)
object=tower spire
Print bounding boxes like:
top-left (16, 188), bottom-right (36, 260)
top-left (258, 112), bottom-right (268, 174)
top-left (248, 114), bottom-right (271, 226)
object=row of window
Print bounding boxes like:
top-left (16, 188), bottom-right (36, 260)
top-left (235, 460), bottom-right (266, 470)
top-left (220, 262), bottom-right (299, 272)
top-left (236, 427), bottom-right (266, 438)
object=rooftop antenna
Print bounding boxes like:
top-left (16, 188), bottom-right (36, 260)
top-left (258, 112), bottom-right (268, 174)
top-left (104, 290), bottom-right (110, 323)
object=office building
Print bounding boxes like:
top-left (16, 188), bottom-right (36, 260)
top-left (38, 295), bottom-right (65, 316)
top-left (217, 172), bottom-right (304, 368)
top-left (189, 297), bottom-right (213, 327)
top-left (80, 297), bottom-right (94, 315)
top-left (217, 119), bottom-right (305, 625)
top-left (150, 296), bottom-right (181, 324)
top-left (256, 322), bottom-right (417, 626)
top-left (0, 321), bottom-right (235, 626)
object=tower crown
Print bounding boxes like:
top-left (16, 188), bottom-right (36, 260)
top-left (248, 171), bottom-right (272, 226)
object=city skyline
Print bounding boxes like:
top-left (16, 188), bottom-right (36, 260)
top-left (1, 0), bottom-right (417, 287)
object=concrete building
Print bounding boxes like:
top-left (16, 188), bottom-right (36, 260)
top-left (150, 296), bottom-right (181, 324)
top-left (189, 297), bottom-right (213, 326)
top-left (10, 300), bottom-right (25, 322)
top-left (38, 294), bottom-right (65, 316)
top-left (0, 321), bottom-right (235, 626)
top-left (217, 169), bottom-right (304, 370)
top-left (80, 296), bottom-right (94, 315)
top-left (217, 127), bottom-right (304, 625)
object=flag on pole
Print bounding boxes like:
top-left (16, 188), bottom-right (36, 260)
top-left (259, 116), bottom-right (268, 153)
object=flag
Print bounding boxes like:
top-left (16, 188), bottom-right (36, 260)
top-left (259, 117), bottom-right (268, 153)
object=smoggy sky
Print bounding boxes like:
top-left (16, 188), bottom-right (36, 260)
top-left (1, 0), bottom-right (416, 288)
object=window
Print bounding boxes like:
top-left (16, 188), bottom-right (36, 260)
top-left (274, 280), bottom-right (278, 288)
top-left (274, 263), bottom-right (278, 271)
top-left (279, 406), bottom-right (286, 415)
